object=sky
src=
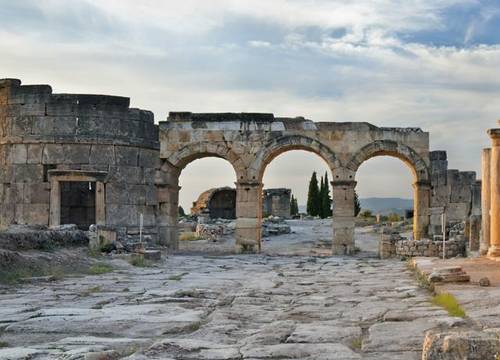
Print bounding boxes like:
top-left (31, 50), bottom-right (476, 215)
top-left (1, 0), bottom-right (499, 209)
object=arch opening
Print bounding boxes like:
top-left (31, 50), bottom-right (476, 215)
top-left (260, 149), bottom-right (335, 255)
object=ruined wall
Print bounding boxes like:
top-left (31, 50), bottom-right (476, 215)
top-left (191, 187), bottom-right (236, 219)
top-left (262, 188), bottom-right (291, 218)
top-left (428, 150), bottom-right (481, 243)
top-left (0, 79), bottom-right (159, 241)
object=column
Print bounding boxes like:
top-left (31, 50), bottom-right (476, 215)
top-left (413, 181), bottom-right (431, 240)
top-left (95, 181), bottom-right (106, 226)
top-left (235, 181), bottom-right (263, 253)
top-left (331, 180), bottom-right (356, 255)
top-left (488, 129), bottom-right (500, 257)
top-left (481, 148), bottom-right (491, 255)
top-left (155, 162), bottom-right (180, 250)
top-left (49, 178), bottom-right (60, 227)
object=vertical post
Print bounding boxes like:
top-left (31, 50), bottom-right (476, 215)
top-left (442, 211), bottom-right (446, 260)
top-left (331, 180), bottom-right (356, 255)
top-left (481, 148), bottom-right (491, 255)
top-left (235, 181), bottom-right (263, 253)
top-left (155, 161), bottom-right (181, 250)
top-left (95, 181), bottom-right (106, 226)
top-left (49, 178), bottom-right (61, 227)
top-left (413, 181), bottom-right (431, 240)
top-left (488, 129), bottom-right (500, 257)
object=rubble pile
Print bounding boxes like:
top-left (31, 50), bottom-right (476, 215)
top-left (262, 216), bottom-right (291, 237)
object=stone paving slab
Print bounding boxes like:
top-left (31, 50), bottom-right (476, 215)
top-left (0, 253), bottom-right (464, 359)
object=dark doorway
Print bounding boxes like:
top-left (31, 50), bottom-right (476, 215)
top-left (209, 189), bottom-right (236, 219)
top-left (60, 181), bottom-right (96, 230)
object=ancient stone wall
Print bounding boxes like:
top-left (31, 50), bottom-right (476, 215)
top-left (428, 150), bottom-right (481, 247)
top-left (0, 79), bottom-right (159, 241)
top-left (262, 188), bottom-right (291, 218)
top-left (191, 187), bottom-right (236, 219)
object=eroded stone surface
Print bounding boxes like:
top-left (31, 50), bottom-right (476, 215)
top-left (0, 247), bottom-right (464, 358)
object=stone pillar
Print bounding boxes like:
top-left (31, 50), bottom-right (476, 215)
top-left (95, 181), bottom-right (106, 226)
top-left (488, 129), bottom-right (500, 257)
top-left (481, 148), bottom-right (491, 255)
top-left (155, 161), bottom-right (180, 250)
top-left (235, 181), bottom-right (263, 253)
top-left (331, 180), bottom-right (356, 255)
top-left (413, 181), bottom-right (431, 240)
top-left (49, 178), bottom-right (60, 227)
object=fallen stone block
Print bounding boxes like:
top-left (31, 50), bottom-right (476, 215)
top-left (422, 330), bottom-right (500, 359)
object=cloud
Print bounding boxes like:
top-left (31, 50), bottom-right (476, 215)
top-left (0, 0), bottom-right (498, 204)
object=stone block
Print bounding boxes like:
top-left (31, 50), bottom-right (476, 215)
top-left (13, 164), bottom-right (43, 183)
top-left (27, 144), bottom-right (43, 164)
top-left (42, 144), bottom-right (65, 164)
top-left (115, 146), bottom-right (138, 166)
top-left (62, 144), bottom-right (91, 164)
top-left (90, 144), bottom-right (114, 164)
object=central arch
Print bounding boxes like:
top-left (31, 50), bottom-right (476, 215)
top-left (253, 135), bottom-right (340, 183)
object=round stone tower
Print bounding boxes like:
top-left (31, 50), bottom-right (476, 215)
top-left (0, 79), bottom-right (159, 240)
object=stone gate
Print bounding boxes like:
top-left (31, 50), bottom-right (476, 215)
top-left (156, 113), bottom-right (432, 254)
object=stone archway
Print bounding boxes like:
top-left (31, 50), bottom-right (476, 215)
top-left (248, 135), bottom-right (340, 252)
top-left (156, 142), bottom-right (245, 250)
top-left (345, 140), bottom-right (431, 241)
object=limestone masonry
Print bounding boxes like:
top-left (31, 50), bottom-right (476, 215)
top-left (0, 79), bottom-right (481, 254)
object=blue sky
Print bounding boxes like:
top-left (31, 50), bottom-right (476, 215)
top-left (1, 0), bottom-right (499, 209)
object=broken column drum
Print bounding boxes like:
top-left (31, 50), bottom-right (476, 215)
top-left (0, 79), bottom-right (159, 240)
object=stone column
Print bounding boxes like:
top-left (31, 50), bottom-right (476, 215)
top-left (49, 178), bottom-right (60, 227)
top-left (413, 181), bottom-right (431, 240)
top-left (331, 180), bottom-right (356, 255)
top-left (155, 161), bottom-right (180, 250)
top-left (481, 148), bottom-right (491, 255)
top-left (95, 181), bottom-right (106, 226)
top-left (488, 129), bottom-right (500, 257)
top-left (235, 181), bottom-right (263, 253)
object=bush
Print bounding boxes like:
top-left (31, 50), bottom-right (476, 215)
top-left (359, 210), bottom-right (373, 218)
top-left (432, 293), bottom-right (466, 318)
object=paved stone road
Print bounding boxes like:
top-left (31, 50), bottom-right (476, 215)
top-left (0, 223), bottom-right (464, 359)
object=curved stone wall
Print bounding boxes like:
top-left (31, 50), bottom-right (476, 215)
top-left (0, 79), bottom-right (159, 240)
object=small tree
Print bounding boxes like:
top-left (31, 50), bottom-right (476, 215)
top-left (354, 190), bottom-right (361, 217)
top-left (359, 209), bottom-right (373, 218)
top-left (290, 195), bottom-right (299, 216)
top-left (307, 172), bottom-right (320, 216)
top-left (178, 206), bottom-right (185, 217)
top-left (322, 172), bottom-right (332, 217)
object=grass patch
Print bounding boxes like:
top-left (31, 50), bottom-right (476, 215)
top-left (0, 266), bottom-right (64, 285)
top-left (406, 260), bottom-right (431, 290)
top-left (350, 337), bottom-right (363, 350)
top-left (0, 341), bottom-right (9, 348)
top-left (432, 293), bottom-right (466, 318)
top-left (88, 263), bottom-right (113, 275)
top-left (129, 255), bottom-right (153, 268)
top-left (80, 286), bottom-right (102, 297)
top-left (168, 272), bottom-right (189, 281)
top-left (179, 232), bottom-right (204, 241)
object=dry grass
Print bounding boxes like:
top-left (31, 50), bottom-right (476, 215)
top-left (432, 293), bottom-right (466, 318)
top-left (179, 232), bottom-right (204, 241)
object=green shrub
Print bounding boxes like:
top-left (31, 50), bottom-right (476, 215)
top-left (432, 293), bottom-right (466, 318)
top-left (88, 263), bottom-right (113, 275)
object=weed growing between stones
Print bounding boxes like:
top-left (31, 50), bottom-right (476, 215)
top-left (80, 286), bottom-right (102, 297)
top-left (0, 341), bottom-right (9, 348)
top-left (179, 232), bottom-right (204, 241)
top-left (350, 337), bottom-right (363, 350)
top-left (129, 256), bottom-right (153, 267)
top-left (0, 266), bottom-right (64, 285)
top-left (432, 293), bottom-right (466, 318)
top-left (88, 263), bottom-right (113, 275)
top-left (168, 272), bottom-right (189, 281)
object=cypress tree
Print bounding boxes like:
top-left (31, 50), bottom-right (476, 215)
top-left (307, 172), bottom-right (320, 216)
top-left (354, 190), bottom-right (361, 217)
top-left (322, 172), bottom-right (332, 217)
top-left (318, 175), bottom-right (325, 218)
top-left (290, 195), bottom-right (299, 216)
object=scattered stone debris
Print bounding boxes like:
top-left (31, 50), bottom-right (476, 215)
top-left (262, 216), bottom-right (292, 237)
top-left (428, 267), bottom-right (470, 284)
top-left (479, 277), bottom-right (491, 287)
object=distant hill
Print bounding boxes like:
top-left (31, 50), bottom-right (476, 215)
top-left (360, 197), bottom-right (413, 215)
top-left (298, 197), bottom-right (413, 216)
